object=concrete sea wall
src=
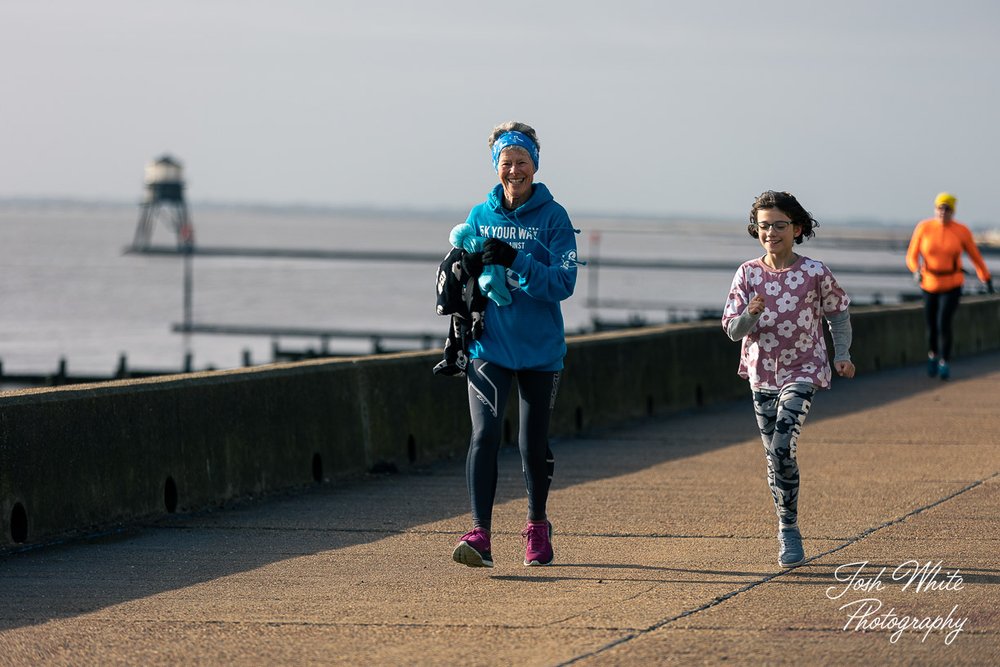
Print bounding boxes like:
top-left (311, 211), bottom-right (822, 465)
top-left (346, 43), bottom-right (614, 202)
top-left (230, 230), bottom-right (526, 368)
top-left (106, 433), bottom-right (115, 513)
top-left (2, 298), bottom-right (998, 550)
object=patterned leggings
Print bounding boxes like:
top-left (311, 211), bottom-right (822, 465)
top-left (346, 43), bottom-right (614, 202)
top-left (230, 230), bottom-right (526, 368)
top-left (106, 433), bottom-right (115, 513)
top-left (752, 382), bottom-right (816, 527)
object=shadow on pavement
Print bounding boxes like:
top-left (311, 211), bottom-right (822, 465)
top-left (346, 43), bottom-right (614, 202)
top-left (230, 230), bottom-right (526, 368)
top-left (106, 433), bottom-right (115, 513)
top-left (1, 352), bottom-right (997, 631)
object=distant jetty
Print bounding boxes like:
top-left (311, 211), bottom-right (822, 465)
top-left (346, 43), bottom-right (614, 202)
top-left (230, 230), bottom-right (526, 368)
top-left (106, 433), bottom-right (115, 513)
top-left (125, 244), bottom-right (916, 274)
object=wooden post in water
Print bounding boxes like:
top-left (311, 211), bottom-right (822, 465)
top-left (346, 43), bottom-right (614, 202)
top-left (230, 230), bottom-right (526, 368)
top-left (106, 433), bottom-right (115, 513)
top-left (181, 242), bottom-right (194, 371)
top-left (183, 245), bottom-right (193, 331)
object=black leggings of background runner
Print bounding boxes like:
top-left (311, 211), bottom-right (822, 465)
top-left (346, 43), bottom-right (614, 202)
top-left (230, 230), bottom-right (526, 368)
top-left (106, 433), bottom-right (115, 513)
top-left (922, 287), bottom-right (962, 361)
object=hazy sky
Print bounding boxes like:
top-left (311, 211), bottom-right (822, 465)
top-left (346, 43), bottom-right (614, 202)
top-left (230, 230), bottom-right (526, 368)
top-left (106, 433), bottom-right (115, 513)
top-left (3, 1), bottom-right (999, 226)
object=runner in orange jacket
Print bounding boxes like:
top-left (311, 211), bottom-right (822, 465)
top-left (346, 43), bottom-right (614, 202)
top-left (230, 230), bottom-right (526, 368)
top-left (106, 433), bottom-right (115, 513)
top-left (905, 192), bottom-right (993, 379)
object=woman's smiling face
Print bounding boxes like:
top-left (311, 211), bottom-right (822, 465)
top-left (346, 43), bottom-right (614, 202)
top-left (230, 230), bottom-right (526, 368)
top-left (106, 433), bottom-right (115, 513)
top-left (497, 146), bottom-right (535, 207)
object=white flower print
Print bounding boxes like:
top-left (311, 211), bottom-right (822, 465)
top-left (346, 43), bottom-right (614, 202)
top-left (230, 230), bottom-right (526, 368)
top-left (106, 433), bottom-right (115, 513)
top-left (784, 270), bottom-right (805, 289)
top-left (803, 259), bottom-right (824, 277)
top-left (775, 292), bottom-right (799, 313)
top-left (776, 320), bottom-right (796, 338)
top-left (735, 256), bottom-right (846, 391)
top-left (723, 288), bottom-right (743, 317)
top-left (758, 332), bottom-right (779, 352)
top-left (794, 332), bottom-right (814, 352)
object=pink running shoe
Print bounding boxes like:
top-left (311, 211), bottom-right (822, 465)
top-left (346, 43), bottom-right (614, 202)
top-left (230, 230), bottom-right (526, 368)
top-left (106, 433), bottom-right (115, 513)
top-left (522, 520), bottom-right (554, 566)
top-left (452, 527), bottom-right (493, 568)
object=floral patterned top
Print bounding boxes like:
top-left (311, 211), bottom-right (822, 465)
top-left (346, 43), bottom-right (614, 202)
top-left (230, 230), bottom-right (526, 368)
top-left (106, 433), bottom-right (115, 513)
top-left (722, 255), bottom-right (850, 391)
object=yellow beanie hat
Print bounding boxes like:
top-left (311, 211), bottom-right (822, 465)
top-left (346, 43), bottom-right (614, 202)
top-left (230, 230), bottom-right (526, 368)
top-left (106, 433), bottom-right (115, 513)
top-left (935, 192), bottom-right (957, 209)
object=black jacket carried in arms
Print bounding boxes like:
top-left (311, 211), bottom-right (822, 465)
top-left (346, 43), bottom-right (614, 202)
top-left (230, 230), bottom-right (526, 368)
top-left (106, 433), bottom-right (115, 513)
top-left (433, 247), bottom-right (487, 376)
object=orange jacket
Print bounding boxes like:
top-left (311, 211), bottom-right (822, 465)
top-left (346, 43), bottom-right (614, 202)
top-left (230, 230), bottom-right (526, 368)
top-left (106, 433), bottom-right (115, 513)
top-left (905, 218), bottom-right (991, 293)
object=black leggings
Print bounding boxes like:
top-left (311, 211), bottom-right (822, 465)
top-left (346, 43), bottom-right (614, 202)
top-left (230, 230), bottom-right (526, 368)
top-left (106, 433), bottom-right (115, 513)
top-left (466, 359), bottom-right (559, 532)
top-left (923, 287), bottom-right (962, 361)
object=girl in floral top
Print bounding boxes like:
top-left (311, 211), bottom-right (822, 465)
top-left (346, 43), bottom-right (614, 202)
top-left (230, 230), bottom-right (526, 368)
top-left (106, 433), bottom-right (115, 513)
top-left (722, 190), bottom-right (855, 567)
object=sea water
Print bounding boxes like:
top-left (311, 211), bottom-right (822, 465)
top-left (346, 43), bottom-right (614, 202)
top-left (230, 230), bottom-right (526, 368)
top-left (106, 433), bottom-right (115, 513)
top-left (0, 200), bottom-right (948, 380)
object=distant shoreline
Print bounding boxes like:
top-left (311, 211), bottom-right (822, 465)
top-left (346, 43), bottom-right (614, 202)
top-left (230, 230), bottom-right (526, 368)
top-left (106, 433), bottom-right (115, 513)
top-left (7, 196), bottom-right (1000, 248)
top-left (0, 195), bottom-right (927, 233)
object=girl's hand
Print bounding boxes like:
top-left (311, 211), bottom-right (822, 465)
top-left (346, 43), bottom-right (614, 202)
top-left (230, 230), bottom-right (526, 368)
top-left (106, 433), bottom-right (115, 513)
top-left (747, 294), bottom-right (765, 316)
top-left (835, 360), bottom-right (855, 378)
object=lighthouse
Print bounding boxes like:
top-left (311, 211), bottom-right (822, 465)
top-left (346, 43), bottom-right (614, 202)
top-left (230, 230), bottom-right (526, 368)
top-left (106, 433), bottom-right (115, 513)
top-left (132, 154), bottom-right (194, 250)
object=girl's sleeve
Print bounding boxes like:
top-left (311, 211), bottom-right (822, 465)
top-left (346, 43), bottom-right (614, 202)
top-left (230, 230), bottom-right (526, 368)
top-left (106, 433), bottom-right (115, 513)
top-left (722, 267), bottom-right (757, 340)
top-left (820, 266), bottom-right (851, 316)
top-left (725, 309), bottom-right (761, 341)
top-left (827, 310), bottom-right (852, 362)
top-left (510, 210), bottom-right (577, 303)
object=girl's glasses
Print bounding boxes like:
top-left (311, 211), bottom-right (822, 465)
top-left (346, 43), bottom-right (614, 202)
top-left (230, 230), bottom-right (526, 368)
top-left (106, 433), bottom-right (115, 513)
top-left (756, 221), bottom-right (790, 232)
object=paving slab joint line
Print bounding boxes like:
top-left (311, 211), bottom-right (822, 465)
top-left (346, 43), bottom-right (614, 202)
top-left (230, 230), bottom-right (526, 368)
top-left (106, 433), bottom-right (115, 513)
top-left (557, 472), bottom-right (997, 666)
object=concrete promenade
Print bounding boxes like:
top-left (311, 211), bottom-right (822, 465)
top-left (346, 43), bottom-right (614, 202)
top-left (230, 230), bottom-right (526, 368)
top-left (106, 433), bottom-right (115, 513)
top-left (1, 353), bottom-right (998, 666)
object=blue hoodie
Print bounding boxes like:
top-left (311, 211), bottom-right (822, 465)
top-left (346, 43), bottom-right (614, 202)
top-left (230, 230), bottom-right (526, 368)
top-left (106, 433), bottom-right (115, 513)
top-left (462, 182), bottom-right (578, 371)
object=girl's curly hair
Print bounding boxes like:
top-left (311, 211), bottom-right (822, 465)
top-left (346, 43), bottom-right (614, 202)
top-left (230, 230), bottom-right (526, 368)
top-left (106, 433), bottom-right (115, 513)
top-left (747, 190), bottom-right (818, 244)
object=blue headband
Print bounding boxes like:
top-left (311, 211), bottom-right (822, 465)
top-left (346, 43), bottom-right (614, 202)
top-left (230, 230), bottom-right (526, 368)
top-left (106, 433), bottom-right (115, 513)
top-left (491, 131), bottom-right (539, 171)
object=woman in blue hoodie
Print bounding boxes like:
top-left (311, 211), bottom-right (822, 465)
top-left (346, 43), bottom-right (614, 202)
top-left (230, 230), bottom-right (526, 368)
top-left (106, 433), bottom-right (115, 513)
top-left (451, 121), bottom-right (579, 569)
